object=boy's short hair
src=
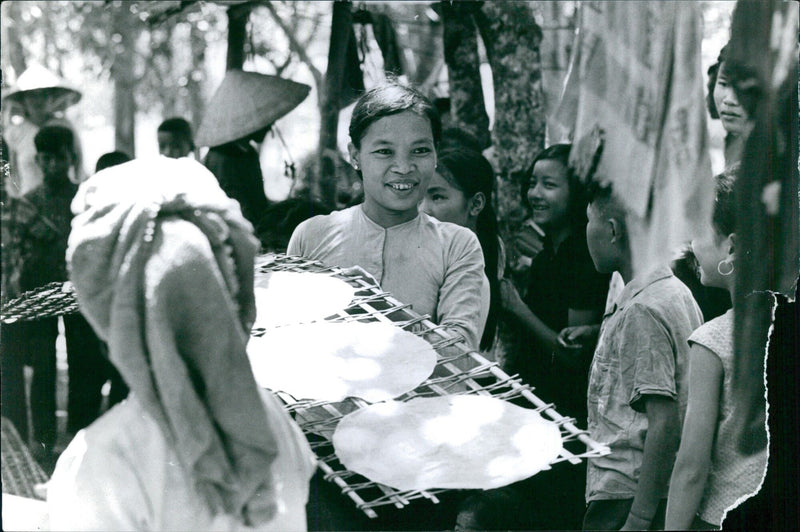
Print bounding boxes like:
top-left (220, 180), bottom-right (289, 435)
top-left (587, 180), bottom-right (628, 229)
top-left (34, 125), bottom-right (75, 155)
top-left (158, 117), bottom-right (194, 146)
top-left (95, 151), bottom-right (132, 172)
top-left (712, 164), bottom-right (738, 236)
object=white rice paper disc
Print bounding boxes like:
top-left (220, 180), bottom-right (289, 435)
top-left (253, 271), bottom-right (355, 328)
top-left (332, 395), bottom-right (563, 491)
top-left (247, 321), bottom-right (438, 402)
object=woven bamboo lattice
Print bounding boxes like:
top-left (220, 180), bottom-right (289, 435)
top-left (253, 253), bottom-right (610, 519)
top-left (1, 417), bottom-right (49, 500)
top-left (1, 282), bottom-right (79, 323)
top-left (0, 254), bottom-right (611, 516)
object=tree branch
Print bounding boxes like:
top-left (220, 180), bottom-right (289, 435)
top-left (261, 1), bottom-right (323, 88)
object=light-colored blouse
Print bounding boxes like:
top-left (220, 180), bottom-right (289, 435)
top-left (288, 205), bottom-right (489, 350)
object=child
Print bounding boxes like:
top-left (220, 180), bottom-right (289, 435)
top-left (157, 117), bottom-right (195, 159)
top-left (502, 144), bottom-right (610, 424)
top-left (420, 147), bottom-right (501, 354)
top-left (491, 144), bottom-right (610, 530)
top-left (95, 150), bottom-right (131, 172)
top-left (665, 167), bottom-right (768, 529)
top-left (583, 184), bottom-right (703, 530)
top-left (288, 82), bottom-right (488, 351)
top-left (0, 126), bottom-right (105, 463)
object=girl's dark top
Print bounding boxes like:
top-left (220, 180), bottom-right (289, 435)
top-left (508, 229), bottom-right (610, 424)
top-left (204, 141), bottom-right (270, 229)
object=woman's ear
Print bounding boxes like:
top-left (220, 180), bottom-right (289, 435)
top-left (469, 192), bottom-right (486, 218)
top-left (726, 233), bottom-right (736, 260)
top-left (347, 142), bottom-right (360, 170)
top-left (608, 217), bottom-right (620, 242)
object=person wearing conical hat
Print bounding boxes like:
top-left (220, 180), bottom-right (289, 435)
top-left (2, 64), bottom-right (86, 197)
top-left (197, 69), bottom-right (310, 234)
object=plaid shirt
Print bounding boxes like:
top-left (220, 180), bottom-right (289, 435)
top-left (1, 182), bottom-right (77, 301)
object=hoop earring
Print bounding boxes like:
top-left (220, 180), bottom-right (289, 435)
top-left (717, 259), bottom-right (734, 276)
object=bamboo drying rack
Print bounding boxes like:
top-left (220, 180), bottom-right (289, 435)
top-left (252, 253), bottom-right (610, 518)
top-left (0, 254), bottom-right (611, 518)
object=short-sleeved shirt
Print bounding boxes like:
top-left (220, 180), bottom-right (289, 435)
top-left (689, 310), bottom-right (768, 526)
top-left (510, 230), bottom-right (610, 421)
top-left (586, 266), bottom-right (703, 502)
top-left (287, 205), bottom-right (489, 350)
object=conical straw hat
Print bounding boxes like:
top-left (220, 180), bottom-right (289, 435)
top-left (3, 64), bottom-right (82, 108)
top-left (196, 69), bottom-right (311, 147)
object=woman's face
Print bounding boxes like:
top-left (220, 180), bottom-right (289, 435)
top-left (527, 159), bottom-right (571, 231)
top-left (690, 221), bottom-right (733, 289)
top-left (420, 170), bottom-right (471, 227)
top-left (349, 111), bottom-right (436, 227)
top-left (713, 63), bottom-right (750, 136)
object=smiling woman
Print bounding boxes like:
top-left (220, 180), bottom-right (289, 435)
top-left (350, 110), bottom-right (437, 227)
top-left (287, 82), bottom-right (489, 351)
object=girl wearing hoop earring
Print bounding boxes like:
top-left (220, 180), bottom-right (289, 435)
top-left (665, 165), bottom-right (768, 530)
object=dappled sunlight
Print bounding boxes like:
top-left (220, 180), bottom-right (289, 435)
top-left (253, 271), bottom-right (355, 328)
top-left (339, 356), bottom-right (382, 380)
top-left (247, 321), bottom-right (437, 402)
top-left (422, 395), bottom-right (504, 446)
top-left (333, 396), bottom-right (563, 491)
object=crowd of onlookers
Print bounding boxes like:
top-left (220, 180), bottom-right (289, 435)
top-left (0, 10), bottom-right (792, 529)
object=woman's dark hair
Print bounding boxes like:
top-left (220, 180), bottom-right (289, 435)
top-left (712, 163), bottom-right (737, 237)
top-left (349, 82), bottom-right (441, 149)
top-left (437, 148), bottom-right (499, 350)
top-left (522, 143), bottom-right (588, 229)
top-left (706, 44), bottom-right (728, 119)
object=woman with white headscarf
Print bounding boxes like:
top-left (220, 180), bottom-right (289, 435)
top-left (46, 157), bottom-right (316, 531)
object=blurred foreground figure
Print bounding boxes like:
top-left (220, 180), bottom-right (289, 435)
top-left (47, 157), bottom-right (316, 530)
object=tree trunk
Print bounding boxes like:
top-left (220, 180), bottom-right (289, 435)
top-left (475, 2), bottom-right (546, 239)
top-left (440, 1), bottom-right (490, 149)
top-left (316, 1), bottom-right (353, 208)
top-left (188, 21), bottom-right (207, 131)
top-left (1, 2), bottom-right (27, 79)
top-left (111, 6), bottom-right (137, 156)
top-left (226, 5), bottom-right (249, 71)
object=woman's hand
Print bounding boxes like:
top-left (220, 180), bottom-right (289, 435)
top-left (554, 324), bottom-right (601, 370)
top-left (557, 324), bottom-right (601, 349)
top-left (339, 265), bottom-right (379, 286)
top-left (513, 225), bottom-right (545, 259)
top-left (499, 278), bottom-right (527, 314)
